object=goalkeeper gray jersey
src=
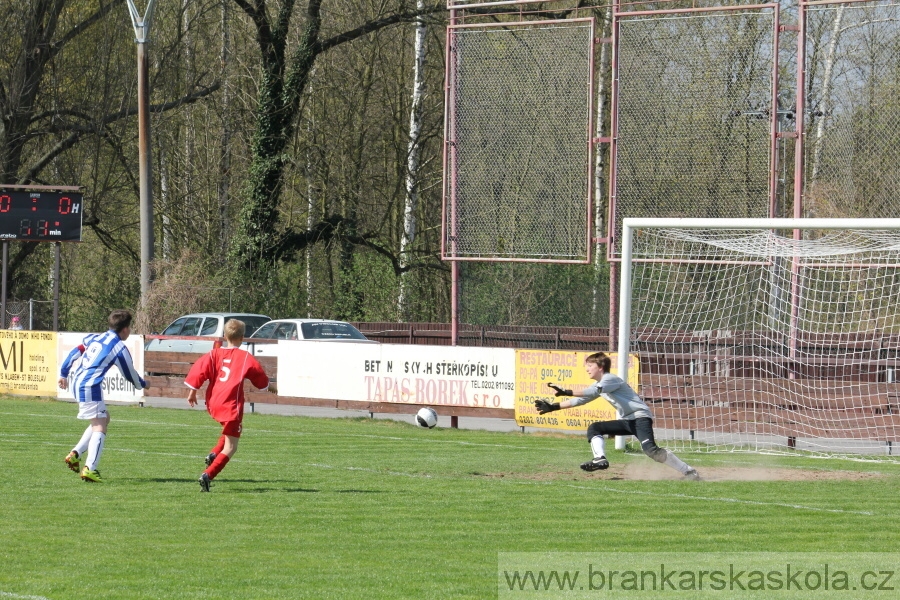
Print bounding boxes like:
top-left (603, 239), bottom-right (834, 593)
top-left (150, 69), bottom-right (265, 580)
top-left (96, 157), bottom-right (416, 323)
top-left (569, 373), bottom-right (653, 420)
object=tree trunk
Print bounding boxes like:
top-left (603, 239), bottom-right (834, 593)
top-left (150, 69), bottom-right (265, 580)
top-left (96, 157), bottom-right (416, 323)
top-left (305, 69), bottom-right (317, 317)
top-left (809, 5), bottom-right (844, 186)
top-left (592, 7), bottom-right (612, 322)
top-left (398, 0), bottom-right (427, 320)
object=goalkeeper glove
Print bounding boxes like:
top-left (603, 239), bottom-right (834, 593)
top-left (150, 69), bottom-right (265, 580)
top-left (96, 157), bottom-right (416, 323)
top-left (547, 383), bottom-right (573, 397)
top-left (535, 399), bottom-right (561, 414)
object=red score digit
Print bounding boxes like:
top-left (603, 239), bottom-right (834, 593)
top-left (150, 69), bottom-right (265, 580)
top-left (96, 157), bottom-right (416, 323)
top-left (58, 196), bottom-right (72, 214)
top-left (0, 195), bottom-right (9, 212)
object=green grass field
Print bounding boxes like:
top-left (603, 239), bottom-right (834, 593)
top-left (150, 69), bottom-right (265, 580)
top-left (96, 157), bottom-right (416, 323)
top-left (2, 396), bottom-right (899, 599)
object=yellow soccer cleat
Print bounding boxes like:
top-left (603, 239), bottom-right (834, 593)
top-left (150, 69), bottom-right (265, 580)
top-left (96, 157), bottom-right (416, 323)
top-left (64, 451), bottom-right (80, 473)
top-left (80, 467), bottom-right (103, 483)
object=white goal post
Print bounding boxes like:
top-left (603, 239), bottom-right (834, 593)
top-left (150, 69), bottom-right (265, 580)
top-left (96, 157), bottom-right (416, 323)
top-left (617, 218), bottom-right (900, 456)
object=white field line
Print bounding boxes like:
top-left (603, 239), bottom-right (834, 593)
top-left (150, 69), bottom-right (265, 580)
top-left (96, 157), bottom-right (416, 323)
top-left (513, 480), bottom-right (875, 516)
top-left (0, 591), bottom-right (52, 600)
top-left (2, 435), bottom-right (874, 516)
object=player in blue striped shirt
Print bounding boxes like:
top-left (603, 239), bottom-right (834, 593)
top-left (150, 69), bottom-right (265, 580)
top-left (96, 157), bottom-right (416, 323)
top-left (58, 310), bottom-right (148, 482)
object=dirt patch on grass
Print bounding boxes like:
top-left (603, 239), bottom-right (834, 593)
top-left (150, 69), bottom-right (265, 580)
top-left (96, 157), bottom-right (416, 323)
top-left (471, 470), bottom-right (577, 482)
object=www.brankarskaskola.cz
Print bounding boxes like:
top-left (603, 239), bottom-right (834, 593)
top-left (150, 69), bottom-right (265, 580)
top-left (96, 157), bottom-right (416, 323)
top-left (503, 564), bottom-right (896, 592)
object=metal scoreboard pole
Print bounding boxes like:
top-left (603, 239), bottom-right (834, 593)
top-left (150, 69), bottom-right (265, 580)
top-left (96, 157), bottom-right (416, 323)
top-left (1, 242), bottom-right (7, 329)
top-left (54, 242), bottom-right (61, 331)
top-left (126, 0), bottom-right (158, 305)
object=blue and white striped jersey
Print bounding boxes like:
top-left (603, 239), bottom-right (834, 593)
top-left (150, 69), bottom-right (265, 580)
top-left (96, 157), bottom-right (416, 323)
top-left (60, 330), bottom-right (147, 402)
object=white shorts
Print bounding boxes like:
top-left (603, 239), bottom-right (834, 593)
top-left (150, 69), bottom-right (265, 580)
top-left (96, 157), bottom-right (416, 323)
top-left (77, 400), bottom-right (108, 420)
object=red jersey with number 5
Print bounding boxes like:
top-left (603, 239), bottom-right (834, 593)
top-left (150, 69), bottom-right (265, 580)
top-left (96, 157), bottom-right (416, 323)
top-left (184, 347), bottom-right (269, 423)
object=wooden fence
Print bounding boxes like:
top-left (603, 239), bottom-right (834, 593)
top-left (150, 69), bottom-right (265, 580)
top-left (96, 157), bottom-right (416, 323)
top-left (351, 322), bottom-right (610, 349)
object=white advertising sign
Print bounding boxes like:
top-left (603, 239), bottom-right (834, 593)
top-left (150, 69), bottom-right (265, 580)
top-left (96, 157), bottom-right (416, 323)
top-left (277, 342), bottom-right (517, 409)
top-left (57, 332), bottom-right (146, 402)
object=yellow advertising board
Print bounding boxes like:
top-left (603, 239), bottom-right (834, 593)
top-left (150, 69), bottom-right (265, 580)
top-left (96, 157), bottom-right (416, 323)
top-left (514, 350), bottom-right (640, 431)
top-left (0, 329), bottom-right (58, 397)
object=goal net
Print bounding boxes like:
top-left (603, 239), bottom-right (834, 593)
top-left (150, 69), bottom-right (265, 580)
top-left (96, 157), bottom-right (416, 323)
top-left (618, 218), bottom-right (900, 457)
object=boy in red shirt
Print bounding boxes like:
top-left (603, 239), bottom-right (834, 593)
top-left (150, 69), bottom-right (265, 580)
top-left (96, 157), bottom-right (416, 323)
top-left (185, 319), bottom-right (269, 492)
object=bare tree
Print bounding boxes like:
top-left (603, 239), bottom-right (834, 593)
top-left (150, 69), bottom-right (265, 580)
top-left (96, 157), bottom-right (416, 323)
top-left (397, 0), bottom-right (428, 320)
top-left (0, 1), bottom-right (220, 304)
top-left (228, 0), bottom-right (444, 271)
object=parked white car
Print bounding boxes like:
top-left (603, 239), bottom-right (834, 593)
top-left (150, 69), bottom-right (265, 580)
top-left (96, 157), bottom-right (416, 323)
top-left (245, 318), bottom-right (377, 357)
top-left (146, 312), bottom-right (272, 353)
top-left (249, 318), bottom-right (374, 342)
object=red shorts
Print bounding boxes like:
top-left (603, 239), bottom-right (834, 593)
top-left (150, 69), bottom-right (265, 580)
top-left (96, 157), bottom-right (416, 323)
top-left (220, 420), bottom-right (243, 437)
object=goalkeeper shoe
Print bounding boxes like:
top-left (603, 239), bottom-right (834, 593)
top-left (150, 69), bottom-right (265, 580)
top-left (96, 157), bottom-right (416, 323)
top-left (683, 468), bottom-right (701, 481)
top-left (580, 457), bottom-right (610, 472)
top-left (199, 473), bottom-right (211, 492)
top-left (80, 468), bottom-right (102, 483)
top-left (205, 452), bottom-right (217, 467)
top-left (64, 451), bottom-right (80, 473)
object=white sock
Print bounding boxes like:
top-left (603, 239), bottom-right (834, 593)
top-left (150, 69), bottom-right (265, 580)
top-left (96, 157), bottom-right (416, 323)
top-left (85, 432), bottom-right (106, 471)
top-left (663, 450), bottom-right (691, 475)
top-left (73, 425), bottom-right (93, 456)
top-left (589, 435), bottom-right (606, 458)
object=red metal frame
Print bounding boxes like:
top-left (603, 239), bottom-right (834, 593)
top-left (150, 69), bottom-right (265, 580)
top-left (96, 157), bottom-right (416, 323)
top-left (606, 2), bottom-right (783, 264)
top-left (441, 17), bottom-right (596, 265)
top-left (443, 0), bottom-right (896, 352)
top-left (446, 0), bottom-right (586, 10)
top-left (447, 7), bottom-right (460, 345)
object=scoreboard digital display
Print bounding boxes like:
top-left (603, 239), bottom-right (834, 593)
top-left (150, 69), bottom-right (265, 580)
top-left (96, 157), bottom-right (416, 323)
top-left (0, 190), bottom-right (83, 242)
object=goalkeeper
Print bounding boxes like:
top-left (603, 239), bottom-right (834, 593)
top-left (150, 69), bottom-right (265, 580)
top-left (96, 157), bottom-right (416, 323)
top-left (536, 352), bottom-right (700, 480)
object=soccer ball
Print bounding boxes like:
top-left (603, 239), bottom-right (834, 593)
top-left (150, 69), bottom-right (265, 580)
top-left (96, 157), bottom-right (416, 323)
top-left (415, 407), bottom-right (438, 429)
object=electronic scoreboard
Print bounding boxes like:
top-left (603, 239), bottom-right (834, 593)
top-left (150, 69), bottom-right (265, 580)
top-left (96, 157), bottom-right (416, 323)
top-left (0, 189), bottom-right (83, 242)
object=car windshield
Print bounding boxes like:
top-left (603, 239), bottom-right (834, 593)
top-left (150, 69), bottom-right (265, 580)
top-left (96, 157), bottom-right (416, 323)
top-left (249, 322), bottom-right (277, 339)
top-left (200, 318), bottom-right (220, 336)
top-left (274, 323), bottom-right (298, 340)
top-left (162, 318), bottom-right (187, 335)
top-left (180, 317), bottom-right (203, 336)
top-left (300, 322), bottom-right (368, 340)
top-left (232, 315), bottom-right (270, 334)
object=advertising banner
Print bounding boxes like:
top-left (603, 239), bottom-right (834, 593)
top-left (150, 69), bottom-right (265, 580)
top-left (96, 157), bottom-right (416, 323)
top-left (0, 329), bottom-right (58, 396)
top-left (57, 332), bottom-right (145, 402)
top-left (277, 342), bottom-right (517, 409)
top-left (514, 351), bottom-right (639, 430)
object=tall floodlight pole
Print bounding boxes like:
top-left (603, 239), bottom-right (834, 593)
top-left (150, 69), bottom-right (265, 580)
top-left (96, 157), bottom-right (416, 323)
top-left (127, 0), bottom-right (158, 304)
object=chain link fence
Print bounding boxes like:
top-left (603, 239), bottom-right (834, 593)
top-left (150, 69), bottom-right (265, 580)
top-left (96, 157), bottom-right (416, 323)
top-left (803, 1), bottom-right (900, 219)
top-left (611, 6), bottom-right (777, 256)
top-left (4, 299), bottom-right (54, 330)
top-left (439, 0), bottom-right (900, 337)
top-left (445, 19), bottom-right (594, 261)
